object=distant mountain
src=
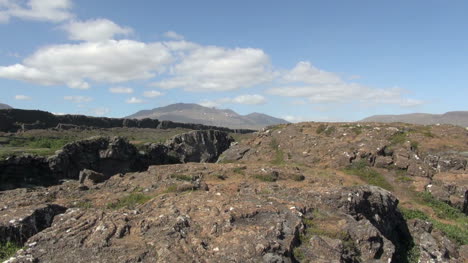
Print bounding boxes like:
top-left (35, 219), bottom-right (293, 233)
top-left (0, 103), bottom-right (12, 110)
top-left (361, 111), bottom-right (468, 127)
top-left (126, 103), bottom-right (289, 130)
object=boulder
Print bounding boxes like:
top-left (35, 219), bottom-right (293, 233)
top-left (165, 130), bottom-right (234, 163)
top-left (0, 204), bottom-right (67, 244)
top-left (79, 169), bottom-right (108, 186)
top-left (407, 219), bottom-right (460, 262)
top-left (393, 149), bottom-right (410, 169)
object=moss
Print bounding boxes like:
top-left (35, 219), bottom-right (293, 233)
top-left (0, 242), bottom-right (22, 261)
top-left (390, 132), bottom-right (408, 145)
top-left (106, 193), bottom-right (152, 209)
top-left (343, 161), bottom-right (394, 191)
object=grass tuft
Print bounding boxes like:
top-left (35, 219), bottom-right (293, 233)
top-left (106, 193), bottom-right (152, 209)
top-left (170, 174), bottom-right (192, 181)
top-left (0, 242), bottom-right (22, 261)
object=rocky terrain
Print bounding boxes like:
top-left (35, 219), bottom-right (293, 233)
top-left (0, 121), bottom-right (467, 262)
top-left (362, 111), bottom-right (468, 127)
top-left (127, 103), bottom-right (289, 130)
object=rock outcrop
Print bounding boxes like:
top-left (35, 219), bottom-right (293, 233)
top-left (0, 130), bottom-right (233, 190)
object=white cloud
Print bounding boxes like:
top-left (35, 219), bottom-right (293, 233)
top-left (0, 40), bottom-right (172, 89)
top-left (199, 94), bottom-right (266, 107)
top-left (88, 107), bottom-right (109, 116)
top-left (62, 19), bottom-right (133, 42)
top-left (152, 46), bottom-right (275, 92)
top-left (15, 94), bottom-right (31, 100)
top-left (109, 86), bottom-right (133, 94)
top-left (0, 0), bottom-right (73, 23)
top-left (143, 90), bottom-right (163, 98)
top-left (64, 95), bottom-right (92, 103)
top-left (282, 115), bottom-right (307, 123)
top-left (283, 61), bottom-right (341, 85)
top-left (126, 97), bottom-right (143, 104)
top-left (269, 61), bottom-right (423, 107)
top-left (231, 94), bottom-right (266, 104)
top-left (164, 31), bottom-right (184, 40)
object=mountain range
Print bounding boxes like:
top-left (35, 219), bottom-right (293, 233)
top-left (0, 103), bottom-right (12, 110)
top-left (127, 103), bottom-right (289, 130)
top-left (361, 111), bottom-right (468, 127)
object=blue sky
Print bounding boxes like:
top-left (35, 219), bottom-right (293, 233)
top-left (0, 0), bottom-right (467, 122)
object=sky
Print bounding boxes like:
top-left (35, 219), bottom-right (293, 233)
top-left (0, 0), bottom-right (467, 122)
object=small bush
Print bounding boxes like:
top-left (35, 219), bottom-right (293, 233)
top-left (107, 193), bottom-right (152, 209)
top-left (0, 242), bottom-right (22, 261)
top-left (316, 124), bottom-right (327, 134)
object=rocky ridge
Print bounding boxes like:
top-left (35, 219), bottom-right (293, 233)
top-left (0, 109), bottom-right (255, 133)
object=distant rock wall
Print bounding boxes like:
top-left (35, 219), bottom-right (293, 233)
top-left (0, 109), bottom-right (255, 133)
top-left (0, 130), bottom-right (233, 190)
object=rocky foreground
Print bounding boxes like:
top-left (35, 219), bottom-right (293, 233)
top-left (0, 122), bottom-right (467, 262)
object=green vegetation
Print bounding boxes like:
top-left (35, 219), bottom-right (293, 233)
top-left (232, 167), bottom-right (245, 174)
top-left (163, 184), bottom-right (178, 193)
top-left (400, 207), bottom-right (468, 245)
top-left (316, 124), bottom-right (336, 136)
top-left (170, 174), bottom-right (192, 181)
top-left (254, 173), bottom-right (277, 182)
top-left (343, 161), bottom-right (394, 191)
top-left (416, 192), bottom-right (466, 221)
top-left (396, 175), bottom-right (414, 183)
top-left (351, 126), bottom-right (363, 135)
top-left (390, 132), bottom-right (408, 145)
top-left (106, 193), bottom-right (152, 209)
top-left (269, 138), bottom-right (285, 165)
top-left (0, 242), bottom-right (22, 261)
top-left (74, 200), bottom-right (93, 209)
top-left (316, 124), bottom-right (327, 134)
